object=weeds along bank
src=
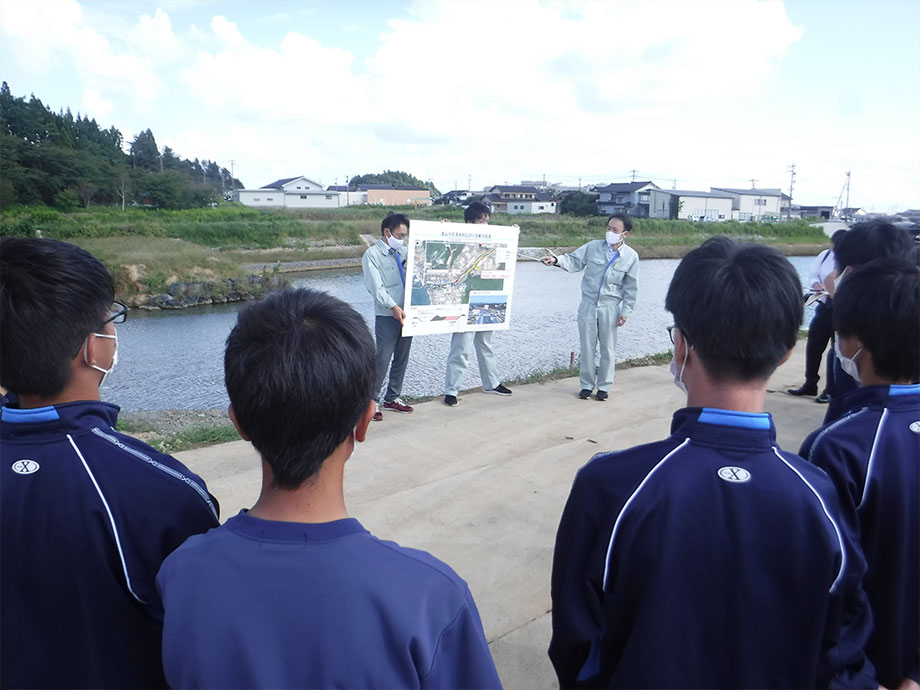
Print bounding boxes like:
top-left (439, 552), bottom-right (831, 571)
top-left (0, 204), bottom-right (827, 307)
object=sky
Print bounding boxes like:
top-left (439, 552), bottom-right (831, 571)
top-left (1, 0), bottom-right (917, 212)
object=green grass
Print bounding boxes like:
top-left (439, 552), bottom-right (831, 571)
top-left (147, 424), bottom-right (240, 454)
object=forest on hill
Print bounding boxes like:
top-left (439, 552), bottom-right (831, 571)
top-left (0, 82), bottom-right (240, 211)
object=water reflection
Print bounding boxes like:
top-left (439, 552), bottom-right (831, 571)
top-left (104, 256), bottom-right (818, 411)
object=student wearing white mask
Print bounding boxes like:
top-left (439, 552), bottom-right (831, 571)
top-left (0, 237), bottom-right (219, 688)
top-left (549, 238), bottom-right (873, 688)
top-left (541, 213), bottom-right (638, 401)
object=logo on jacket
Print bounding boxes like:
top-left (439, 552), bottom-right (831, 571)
top-left (910, 421), bottom-right (920, 434)
top-left (11, 459), bottom-right (40, 475)
top-left (717, 466), bottom-right (750, 483)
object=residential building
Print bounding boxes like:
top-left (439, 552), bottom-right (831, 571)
top-left (793, 204), bottom-right (834, 220)
top-left (648, 189), bottom-right (733, 221)
top-left (710, 187), bottom-right (783, 221)
top-left (237, 176), bottom-right (341, 209)
top-left (482, 185), bottom-right (557, 214)
top-left (362, 186), bottom-right (432, 206)
top-left (593, 181), bottom-right (660, 217)
top-left (327, 185), bottom-right (367, 206)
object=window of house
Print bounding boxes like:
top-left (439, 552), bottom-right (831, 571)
top-left (538, 205), bottom-right (544, 210)
top-left (253, 197), bottom-right (260, 201)
top-left (301, 195), bottom-right (307, 199)
top-left (616, 194), bottom-right (626, 203)
top-left (325, 195), bottom-right (333, 200)
top-left (754, 198), bottom-right (766, 206)
top-left (638, 193), bottom-right (649, 202)
top-left (267, 197), bottom-right (274, 201)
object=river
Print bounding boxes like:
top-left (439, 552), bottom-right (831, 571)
top-left (103, 256), bottom-right (819, 411)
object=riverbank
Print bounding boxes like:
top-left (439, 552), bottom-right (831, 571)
top-left (1, 205), bottom-right (831, 307)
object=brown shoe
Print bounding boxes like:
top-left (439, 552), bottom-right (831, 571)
top-left (382, 398), bottom-right (413, 414)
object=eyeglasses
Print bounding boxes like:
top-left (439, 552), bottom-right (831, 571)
top-left (667, 325), bottom-right (693, 347)
top-left (103, 301), bottom-right (128, 326)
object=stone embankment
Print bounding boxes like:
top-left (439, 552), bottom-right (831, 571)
top-left (122, 274), bottom-right (288, 310)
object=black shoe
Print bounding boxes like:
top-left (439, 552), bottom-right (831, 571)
top-left (578, 389), bottom-right (592, 400)
top-left (443, 395), bottom-right (459, 407)
top-left (487, 384), bottom-right (512, 396)
top-left (595, 390), bottom-right (609, 401)
top-left (787, 384), bottom-right (818, 396)
top-left (815, 392), bottom-right (830, 404)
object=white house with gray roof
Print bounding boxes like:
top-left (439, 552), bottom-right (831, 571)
top-left (648, 189), bottom-right (734, 221)
top-left (237, 176), bottom-right (343, 208)
top-left (710, 187), bottom-right (784, 221)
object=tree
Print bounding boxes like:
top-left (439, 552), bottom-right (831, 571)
top-left (559, 191), bottom-right (598, 217)
top-left (75, 181), bottom-right (98, 208)
top-left (130, 129), bottom-right (159, 171)
top-left (114, 168), bottom-right (132, 211)
top-left (349, 170), bottom-right (441, 196)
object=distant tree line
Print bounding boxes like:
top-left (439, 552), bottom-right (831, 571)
top-left (348, 170), bottom-right (440, 196)
top-left (0, 82), bottom-right (242, 211)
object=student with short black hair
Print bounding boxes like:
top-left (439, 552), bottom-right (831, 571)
top-left (442, 201), bottom-right (513, 406)
top-left (363, 212), bottom-right (415, 420)
top-left (800, 258), bottom-right (919, 690)
top-left (157, 288), bottom-right (501, 689)
top-left (822, 220), bottom-right (915, 419)
top-left (0, 237), bottom-right (219, 689)
top-left (549, 237), bottom-right (873, 688)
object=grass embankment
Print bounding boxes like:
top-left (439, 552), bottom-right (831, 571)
top-left (1, 204), bottom-right (828, 300)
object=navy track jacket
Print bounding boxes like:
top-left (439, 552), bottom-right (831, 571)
top-left (157, 511), bottom-right (502, 689)
top-left (1, 401), bottom-right (220, 689)
top-left (801, 383), bottom-right (920, 688)
top-left (549, 407), bottom-right (875, 689)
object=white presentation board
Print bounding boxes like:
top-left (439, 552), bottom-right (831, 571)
top-left (402, 219), bottom-right (519, 337)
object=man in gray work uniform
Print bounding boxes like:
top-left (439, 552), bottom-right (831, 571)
top-left (362, 212), bottom-right (413, 420)
top-left (443, 201), bottom-right (513, 407)
top-left (542, 213), bottom-right (638, 401)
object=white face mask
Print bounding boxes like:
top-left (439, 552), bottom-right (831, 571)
top-left (834, 335), bottom-right (862, 384)
top-left (386, 235), bottom-right (404, 250)
top-left (84, 332), bottom-right (118, 387)
top-left (606, 231), bottom-right (624, 246)
top-left (669, 344), bottom-right (690, 394)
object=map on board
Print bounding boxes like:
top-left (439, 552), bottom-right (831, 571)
top-left (402, 219), bottom-right (519, 337)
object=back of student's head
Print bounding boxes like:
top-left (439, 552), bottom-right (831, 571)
top-left (834, 220), bottom-right (913, 271)
top-left (380, 212), bottom-right (410, 235)
top-left (224, 288), bottom-right (376, 489)
top-left (464, 202), bottom-right (491, 223)
top-left (0, 237), bottom-right (114, 398)
top-left (830, 229), bottom-right (848, 247)
top-left (665, 236), bottom-right (802, 381)
top-left (833, 258), bottom-right (919, 382)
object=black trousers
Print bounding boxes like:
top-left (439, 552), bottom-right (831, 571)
top-left (804, 301), bottom-right (833, 388)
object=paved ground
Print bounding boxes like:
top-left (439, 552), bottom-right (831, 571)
top-left (177, 344), bottom-right (828, 688)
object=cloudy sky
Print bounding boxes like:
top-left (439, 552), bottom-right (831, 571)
top-left (1, 0), bottom-right (917, 211)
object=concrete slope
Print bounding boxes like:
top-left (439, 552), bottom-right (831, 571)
top-left (176, 343), bottom-right (828, 688)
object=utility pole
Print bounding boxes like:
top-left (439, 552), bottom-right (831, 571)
top-left (672, 179), bottom-right (677, 190)
top-left (786, 163), bottom-right (796, 221)
top-left (468, 174), bottom-right (472, 191)
top-left (845, 170), bottom-right (850, 210)
top-left (749, 178), bottom-right (757, 189)
top-left (578, 177), bottom-right (581, 190)
top-left (630, 169), bottom-right (637, 182)
top-left (230, 160), bottom-right (235, 189)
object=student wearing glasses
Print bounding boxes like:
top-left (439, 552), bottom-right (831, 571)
top-left (0, 237), bottom-right (219, 689)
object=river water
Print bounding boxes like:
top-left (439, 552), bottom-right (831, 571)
top-left (103, 256), bottom-right (818, 411)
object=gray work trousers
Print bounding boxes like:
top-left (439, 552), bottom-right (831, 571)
top-left (577, 298), bottom-right (621, 393)
top-left (374, 315), bottom-right (412, 403)
top-left (444, 331), bottom-right (500, 396)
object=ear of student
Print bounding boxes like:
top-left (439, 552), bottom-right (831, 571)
top-left (354, 400), bottom-right (376, 443)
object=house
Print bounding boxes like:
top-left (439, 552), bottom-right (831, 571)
top-left (482, 185), bottom-right (557, 214)
top-left (648, 189), bottom-right (733, 221)
top-left (594, 181), bottom-right (660, 217)
top-left (237, 176), bottom-right (342, 208)
top-left (794, 204), bottom-right (835, 220)
top-left (710, 187), bottom-right (783, 221)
